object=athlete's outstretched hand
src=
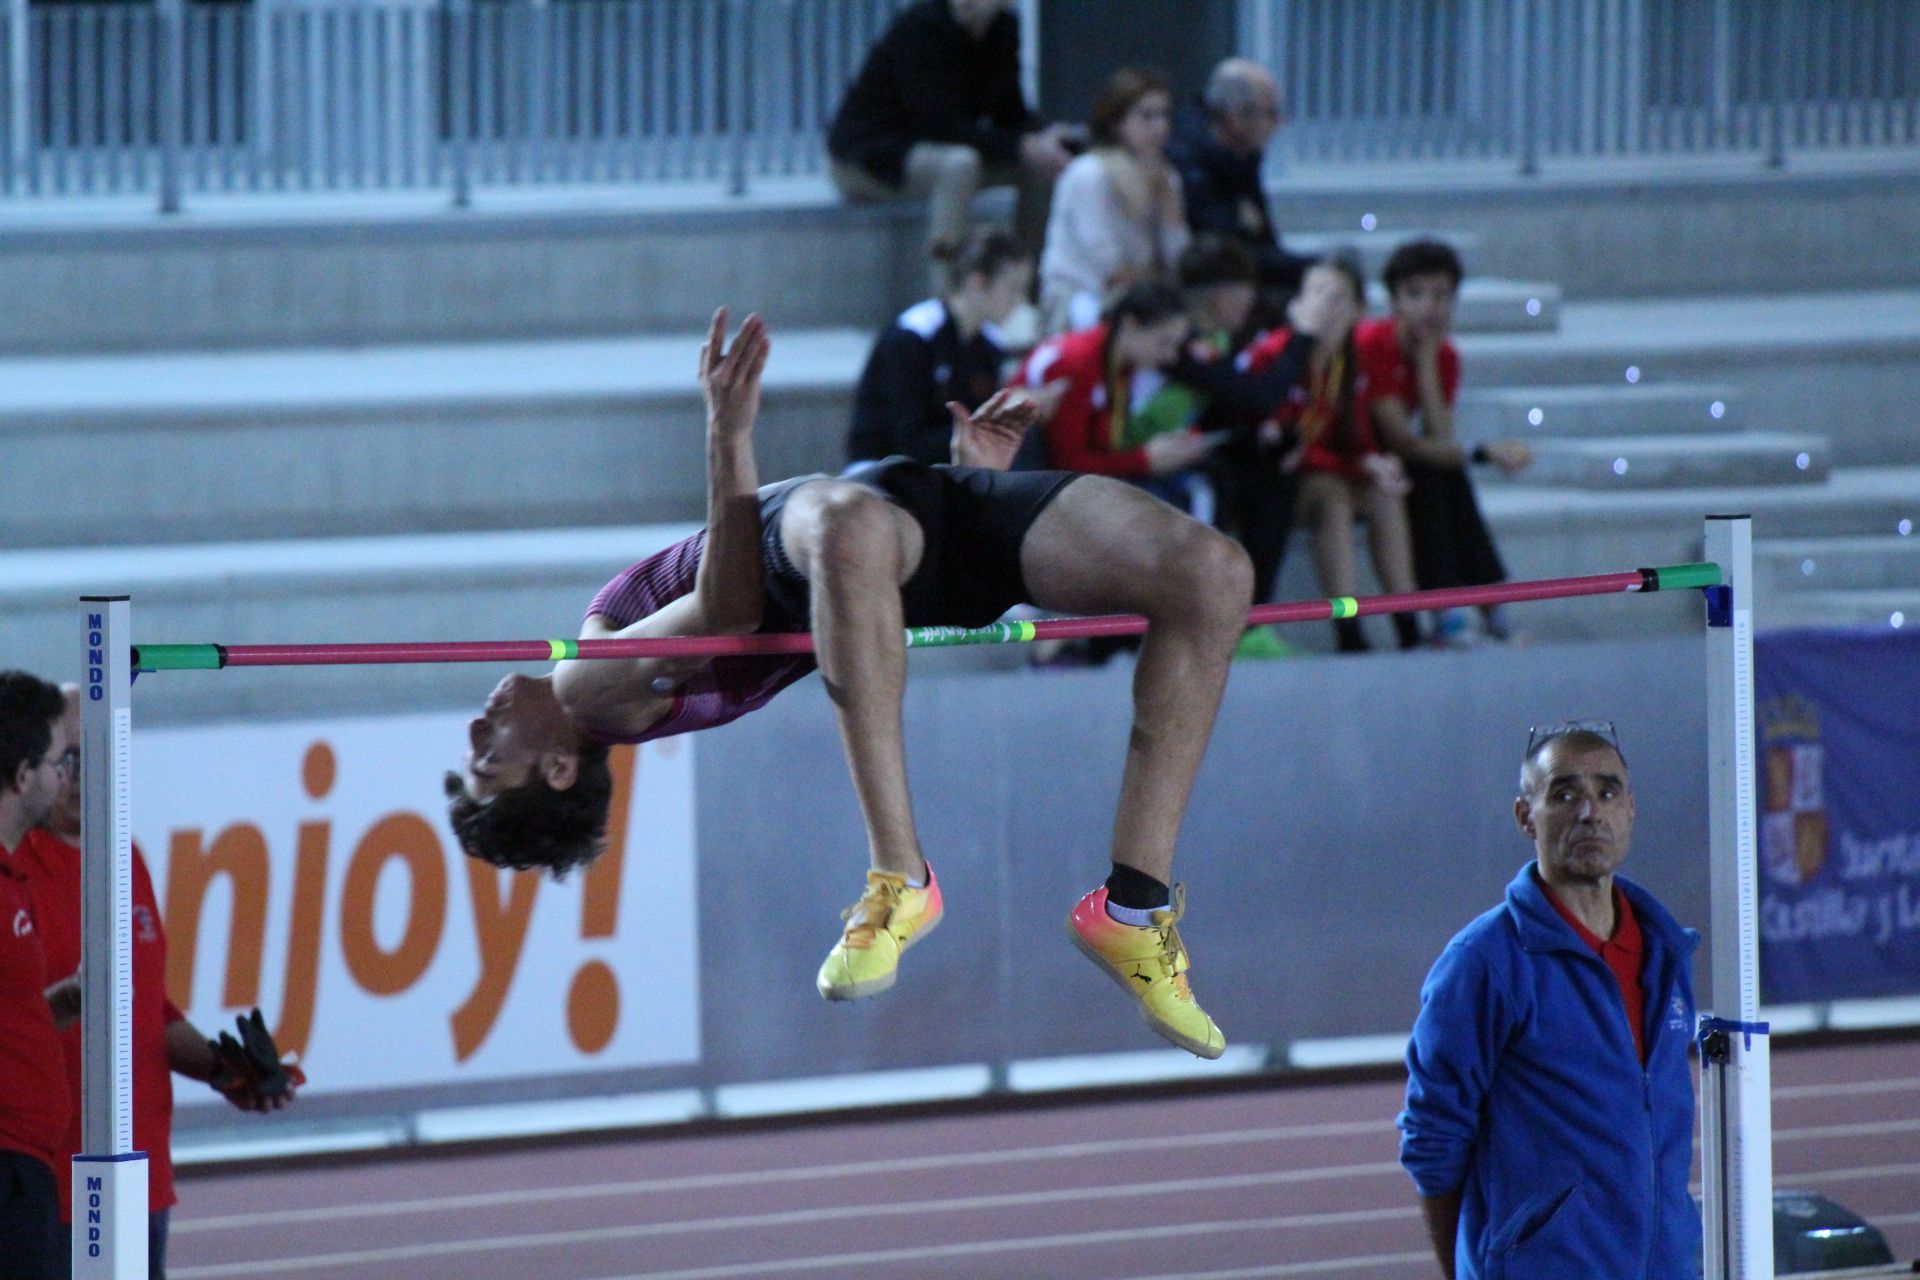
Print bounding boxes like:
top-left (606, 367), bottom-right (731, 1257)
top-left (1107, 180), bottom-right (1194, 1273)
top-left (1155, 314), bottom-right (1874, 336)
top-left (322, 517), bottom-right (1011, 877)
top-left (700, 308), bottom-right (770, 440)
top-left (948, 389), bottom-right (1038, 471)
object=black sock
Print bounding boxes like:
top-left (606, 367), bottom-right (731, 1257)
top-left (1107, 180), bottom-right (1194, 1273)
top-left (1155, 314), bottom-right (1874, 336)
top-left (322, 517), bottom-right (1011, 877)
top-left (1105, 864), bottom-right (1171, 910)
top-left (1334, 618), bottom-right (1369, 652)
top-left (1392, 612), bottom-right (1423, 650)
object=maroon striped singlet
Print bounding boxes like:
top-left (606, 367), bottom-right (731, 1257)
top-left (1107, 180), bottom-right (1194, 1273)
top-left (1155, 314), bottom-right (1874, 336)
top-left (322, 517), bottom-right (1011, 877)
top-left (584, 531), bottom-right (816, 744)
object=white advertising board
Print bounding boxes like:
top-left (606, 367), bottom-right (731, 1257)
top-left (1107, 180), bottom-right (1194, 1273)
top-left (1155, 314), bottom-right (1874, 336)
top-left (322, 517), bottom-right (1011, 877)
top-left (133, 712), bottom-right (699, 1097)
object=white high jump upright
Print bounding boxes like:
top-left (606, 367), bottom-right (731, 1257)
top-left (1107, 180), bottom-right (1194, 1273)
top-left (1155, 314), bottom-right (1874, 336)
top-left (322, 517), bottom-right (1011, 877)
top-left (74, 597), bottom-right (147, 1280)
top-left (1699, 516), bottom-right (1773, 1280)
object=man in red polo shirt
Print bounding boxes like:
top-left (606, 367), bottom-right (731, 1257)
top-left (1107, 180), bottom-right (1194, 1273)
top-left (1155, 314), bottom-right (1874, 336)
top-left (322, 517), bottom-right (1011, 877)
top-left (0, 671), bottom-right (74, 1280)
top-left (22, 685), bottom-right (296, 1280)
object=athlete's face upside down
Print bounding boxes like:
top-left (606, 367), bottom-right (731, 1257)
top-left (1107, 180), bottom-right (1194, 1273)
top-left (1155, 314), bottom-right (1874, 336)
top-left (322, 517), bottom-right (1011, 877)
top-left (446, 672), bottom-right (614, 879)
top-left (461, 673), bottom-right (578, 802)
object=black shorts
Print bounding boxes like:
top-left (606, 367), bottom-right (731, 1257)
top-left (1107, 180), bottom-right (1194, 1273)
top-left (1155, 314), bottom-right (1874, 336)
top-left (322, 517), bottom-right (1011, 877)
top-left (758, 458), bottom-right (1080, 630)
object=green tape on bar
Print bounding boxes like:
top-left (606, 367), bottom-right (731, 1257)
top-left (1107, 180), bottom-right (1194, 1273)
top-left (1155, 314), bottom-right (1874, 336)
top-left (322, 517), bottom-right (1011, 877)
top-left (133, 644), bottom-right (223, 671)
top-left (1651, 562), bottom-right (1723, 592)
top-left (907, 620), bottom-right (1035, 648)
top-left (547, 639), bottom-right (579, 660)
top-left (1329, 597), bottom-right (1359, 619)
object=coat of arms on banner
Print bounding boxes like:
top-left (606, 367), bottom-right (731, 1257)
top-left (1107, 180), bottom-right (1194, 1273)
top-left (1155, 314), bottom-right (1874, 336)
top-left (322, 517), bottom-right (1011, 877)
top-left (1761, 693), bottom-right (1827, 888)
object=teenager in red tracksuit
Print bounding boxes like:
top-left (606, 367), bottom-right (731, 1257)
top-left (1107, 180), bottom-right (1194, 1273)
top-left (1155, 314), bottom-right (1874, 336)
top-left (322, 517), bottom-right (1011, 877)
top-left (1240, 257), bottom-right (1422, 652)
top-left (1014, 281), bottom-right (1221, 486)
top-left (1359, 238), bottom-right (1533, 645)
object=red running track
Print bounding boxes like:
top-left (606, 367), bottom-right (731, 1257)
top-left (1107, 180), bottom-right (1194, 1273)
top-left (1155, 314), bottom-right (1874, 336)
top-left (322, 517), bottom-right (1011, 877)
top-left (170, 1038), bottom-right (1920, 1280)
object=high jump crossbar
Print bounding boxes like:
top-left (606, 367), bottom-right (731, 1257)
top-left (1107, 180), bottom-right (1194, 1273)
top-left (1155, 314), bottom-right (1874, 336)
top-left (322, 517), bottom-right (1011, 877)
top-left (129, 562), bottom-right (1723, 671)
top-left (79, 531), bottom-right (1771, 1280)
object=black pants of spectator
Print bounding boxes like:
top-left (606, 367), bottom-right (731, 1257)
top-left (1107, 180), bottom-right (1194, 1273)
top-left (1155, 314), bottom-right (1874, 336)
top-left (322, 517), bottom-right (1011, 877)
top-left (1212, 443), bottom-right (1300, 605)
top-left (1, 1150), bottom-right (63, 1280)
top-left (1404, 459), bottom-right (1506, 589)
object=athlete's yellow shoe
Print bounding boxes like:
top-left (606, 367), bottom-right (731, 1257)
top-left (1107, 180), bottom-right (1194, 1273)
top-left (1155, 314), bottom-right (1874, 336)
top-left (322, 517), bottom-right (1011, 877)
top-left (816, 865), bottom-right (944, 1001)
top-left (1067, 883), bottom-right (1225, 1059)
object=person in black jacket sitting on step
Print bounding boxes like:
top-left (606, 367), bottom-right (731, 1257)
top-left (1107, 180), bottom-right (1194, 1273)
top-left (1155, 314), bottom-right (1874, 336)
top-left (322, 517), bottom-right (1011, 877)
top-left (827, 0), bottom-right (1077, 266)
top-left (846, 229), bottom-right (1035, 468)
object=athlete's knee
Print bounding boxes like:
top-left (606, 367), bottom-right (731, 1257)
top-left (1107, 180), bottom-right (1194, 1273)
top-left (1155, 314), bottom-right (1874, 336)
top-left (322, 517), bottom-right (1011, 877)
top-left (804, 486), bottom-right (906, 578)
top-left (1156, 522), bottom-right (1254, 621)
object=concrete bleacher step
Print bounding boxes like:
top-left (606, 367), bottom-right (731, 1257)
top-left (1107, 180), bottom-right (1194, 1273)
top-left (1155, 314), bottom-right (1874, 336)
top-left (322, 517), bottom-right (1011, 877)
top-left (1286, 228), bottom-right (1483, 280)
top-left (1755, 535), bottom-right (1920, 595)
top-left (0, 328), bottom-right (874, 548)
top-left (1518, 431), bottom-right (1831, 489)
top-left (1365, 277), bottom-right (1561, 333)
top-left (1765, 589), bottom-right (1920, 632)
top-left (1456, 383), bottom-right (1740, 440)
top-left (1473, 465), bottom-right (1920, 635)
top-left (5, 290), bottom-right (1912, 551)
top-left (1456, 290), bottom-right (1920, 469)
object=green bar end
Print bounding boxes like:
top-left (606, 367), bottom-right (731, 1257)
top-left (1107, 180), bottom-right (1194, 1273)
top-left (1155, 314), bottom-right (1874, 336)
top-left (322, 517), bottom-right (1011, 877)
top-left (1650, 562), bottom-right (1723, 592)
top-left (133, 644), bottom-right (224, 672)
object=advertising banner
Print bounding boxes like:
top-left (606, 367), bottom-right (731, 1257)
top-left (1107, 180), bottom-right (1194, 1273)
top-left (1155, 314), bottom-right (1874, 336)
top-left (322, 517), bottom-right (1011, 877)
top-left (135, 712), bottom-right (699, 1100)
top-left (1756, 630), bottom-right (1920, 1003)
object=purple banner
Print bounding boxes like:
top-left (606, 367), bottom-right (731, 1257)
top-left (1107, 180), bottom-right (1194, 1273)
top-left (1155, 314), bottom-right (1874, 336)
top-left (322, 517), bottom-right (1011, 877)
top-left (1757, 629), bottom-right (1920, 1003)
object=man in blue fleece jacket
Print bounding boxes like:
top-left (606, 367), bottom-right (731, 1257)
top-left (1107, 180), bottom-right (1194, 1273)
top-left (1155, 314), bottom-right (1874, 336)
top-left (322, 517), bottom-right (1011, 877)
top-left (1399, 722), bottom-right (1701, 1280)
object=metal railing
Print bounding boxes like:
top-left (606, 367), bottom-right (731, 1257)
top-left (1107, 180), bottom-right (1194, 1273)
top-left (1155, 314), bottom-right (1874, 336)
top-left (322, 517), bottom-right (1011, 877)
top-left (3, 0), bottom-right (1917, 209)
top-left (1241, 0), bottom-right (1920, 172)
top-left (0, 0), bottom-right (910, 206)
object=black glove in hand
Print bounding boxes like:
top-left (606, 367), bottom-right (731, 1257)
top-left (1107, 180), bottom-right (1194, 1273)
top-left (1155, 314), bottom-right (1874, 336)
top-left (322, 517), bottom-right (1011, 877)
top-left (207, 1008), bottom-right (305, 1110)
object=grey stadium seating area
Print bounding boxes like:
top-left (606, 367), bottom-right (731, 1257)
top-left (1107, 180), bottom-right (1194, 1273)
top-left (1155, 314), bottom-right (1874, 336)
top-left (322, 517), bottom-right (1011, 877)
top-left (4, 159), bottom-right (1919, 722)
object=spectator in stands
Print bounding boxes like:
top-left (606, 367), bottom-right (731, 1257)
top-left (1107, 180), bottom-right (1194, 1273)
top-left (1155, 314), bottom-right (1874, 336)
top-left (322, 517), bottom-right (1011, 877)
top-left (1360, 240), bottom-right (1533, 645)
top-left (1170, 57), bottom-right (1313, 304)
top-left (0, 670), bottom-right (72, 1280)
top-left (1014, 281), bottom-right (1218, 492)
top-left (847, 230), bottom-right (1033, 468)
top-left (1400, 721), bottom-right (1699, 1280)
top-left (1162, 236), bottom-right (1317, 654)
top-left (1039, 68), bottom-right (1190, 334)
top-left (1244, 257), bottom-right (1421, 651)
top-left (20, 686), bottom-right (298, 1280)
top-left (827, 0), bottom-right (1076, 265)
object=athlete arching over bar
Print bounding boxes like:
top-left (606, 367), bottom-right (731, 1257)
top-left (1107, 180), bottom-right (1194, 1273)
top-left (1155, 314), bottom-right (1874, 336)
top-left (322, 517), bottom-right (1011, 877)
top-left (448, 309), bottom-right (1251, 1057)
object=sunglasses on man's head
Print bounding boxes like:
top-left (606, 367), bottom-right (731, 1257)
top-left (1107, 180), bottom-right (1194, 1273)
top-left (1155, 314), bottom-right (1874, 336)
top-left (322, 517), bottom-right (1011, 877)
top-left (1525, 719), bottom-right (1621, 760)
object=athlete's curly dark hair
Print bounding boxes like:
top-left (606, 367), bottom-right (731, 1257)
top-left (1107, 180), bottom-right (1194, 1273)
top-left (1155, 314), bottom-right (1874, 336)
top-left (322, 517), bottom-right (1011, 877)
top-left (444, 742), bottom-right (613, 879)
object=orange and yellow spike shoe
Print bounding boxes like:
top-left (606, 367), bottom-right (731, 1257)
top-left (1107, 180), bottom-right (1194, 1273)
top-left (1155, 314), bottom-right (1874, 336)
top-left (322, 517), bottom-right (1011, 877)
top-left (816, 865), bottom-right (944, 1001)
top-left (1067, 883), bottom-right (1225, 1059)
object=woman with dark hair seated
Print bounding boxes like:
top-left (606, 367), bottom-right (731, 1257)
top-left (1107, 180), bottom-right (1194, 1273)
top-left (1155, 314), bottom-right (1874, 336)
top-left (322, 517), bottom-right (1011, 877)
top-left (1013, 280), bottom-right (1222, 499)
top-left (1039, 66), bottom-right (1189, 334)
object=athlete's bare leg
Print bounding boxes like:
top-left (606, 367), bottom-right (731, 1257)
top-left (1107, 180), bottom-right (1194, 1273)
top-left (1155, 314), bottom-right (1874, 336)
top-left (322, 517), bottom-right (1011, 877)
top-left (779, 480), bottom-right (929, 882)
top-left (1018, 477), bottom-right (1252, 884)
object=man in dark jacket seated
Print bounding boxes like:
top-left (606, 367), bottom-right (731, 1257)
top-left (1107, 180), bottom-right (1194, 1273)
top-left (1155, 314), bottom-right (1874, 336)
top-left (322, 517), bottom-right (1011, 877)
top-left (1169, 57), bottom-right (1313, 305)
top-left (827, 0), bottom-right (1076, 261)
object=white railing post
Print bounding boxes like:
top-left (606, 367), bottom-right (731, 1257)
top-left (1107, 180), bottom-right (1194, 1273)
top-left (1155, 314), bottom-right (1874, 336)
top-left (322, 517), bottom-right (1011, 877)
top-left (156, 0), bottom-right (185, 211)
top-left (73, 597), bottom-right (146, 1280)
top-left (5, 0), bottom-right (27, 191)
top-left (1699, 515), bottom-right (1775, 1280)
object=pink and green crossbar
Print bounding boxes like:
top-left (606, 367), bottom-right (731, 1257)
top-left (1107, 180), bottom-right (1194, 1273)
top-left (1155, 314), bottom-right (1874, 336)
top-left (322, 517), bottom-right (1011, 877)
top-left (131, 562), bottom-right (1722, 672)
